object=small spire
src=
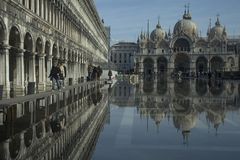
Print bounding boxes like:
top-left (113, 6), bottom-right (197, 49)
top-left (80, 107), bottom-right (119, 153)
top-left (157, 16), bottom-right (161, 28)
top-left (215, 14), bottom-right (221, 26)
top-left (147, 19), bottom-right (150, 40)
top-left (187, 3), bottom-right (190, 14)
top-left (184, 4), bottom-right (187, 14)
top-left (168, 27), bottom-right (171, 37)
top-left (207, 18), bottom-right (211, 36)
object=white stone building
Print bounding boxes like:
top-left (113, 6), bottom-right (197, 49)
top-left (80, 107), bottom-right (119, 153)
top-left (0, 0), bottom-right (109, 98)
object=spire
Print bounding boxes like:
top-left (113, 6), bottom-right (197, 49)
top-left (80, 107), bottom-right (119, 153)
top-left (183, 3), bottom-right (192, 20)
top-left (215, 14), bottom-right (221, 26)
top-left (207, 18), bottom-right (211, 36)
top-left (157, 16), bottom-right (161, 28)
top-left (168, 27), bottom-right (172, 37)
top-left (147, 19), bottom-right (150, 40)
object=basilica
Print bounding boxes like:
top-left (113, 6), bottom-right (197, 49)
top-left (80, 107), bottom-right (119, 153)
top-left (135, 8), bottom-right (240, 78)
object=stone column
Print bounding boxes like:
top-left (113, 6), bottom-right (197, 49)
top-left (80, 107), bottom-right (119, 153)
top-left (38, 54), bottom-right (46, 91)
top-left (46, 55), bottom-right (53, 89)
top-left (15, 51), bottom-right (25, 96)
top-left (0, 45), bottom-right (10, 98)
top-left (36, 0), bottom-right (40, 15)
top-left (28, 53), bottom-right (36, 83)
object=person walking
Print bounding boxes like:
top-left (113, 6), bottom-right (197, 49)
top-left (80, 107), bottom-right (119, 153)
top-left (59, 62), bottom-right (67, 88)
top-left (49, 62), bottom-right (61, 90)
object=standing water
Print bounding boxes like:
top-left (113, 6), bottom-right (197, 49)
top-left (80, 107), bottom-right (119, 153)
top-left (92, 78), bottom-right (240, 160)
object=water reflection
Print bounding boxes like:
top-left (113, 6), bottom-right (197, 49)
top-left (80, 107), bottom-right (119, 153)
top-left (111, 78), bottom-right (240, 143)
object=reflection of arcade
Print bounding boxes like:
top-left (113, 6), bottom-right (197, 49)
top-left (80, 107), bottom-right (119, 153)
top-left (90, 89), bottom-right (103, 105)
top-left (138, 78), bottom-right (240, 144)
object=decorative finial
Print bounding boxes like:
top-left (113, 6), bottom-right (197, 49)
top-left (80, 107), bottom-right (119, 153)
top-left (157, 16), bottom-right (161, 28)
top-left (216, 14), bottom-right (221, 26)
top-left (184, 4), bottom-right (187, 14)
top-left (187, 3), bottom-right (190, 14)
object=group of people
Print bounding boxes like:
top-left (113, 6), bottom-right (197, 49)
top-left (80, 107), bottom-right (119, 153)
top-left (87, 64), bottom-right (103, 81)
top-left (49, 61), bottom-right (67, 90)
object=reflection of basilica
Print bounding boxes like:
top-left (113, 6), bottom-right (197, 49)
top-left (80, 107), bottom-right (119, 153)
top-left (138, 78), bottom-right (240, 143)
top-left (135, 7), bottom-right (240, 78)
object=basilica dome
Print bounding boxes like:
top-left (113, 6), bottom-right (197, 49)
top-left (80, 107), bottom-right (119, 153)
top-left (173, 11), bottom-right (198, 40)
top-left (208, 17), bottom-right (227, 40)
top-left (150, 23), bottom-right (165, 41)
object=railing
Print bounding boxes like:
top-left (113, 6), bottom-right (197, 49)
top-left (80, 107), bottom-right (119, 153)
top-left (0, 80), bottom-right (104, 108)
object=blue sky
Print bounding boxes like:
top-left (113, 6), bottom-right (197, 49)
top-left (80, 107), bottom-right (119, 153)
top-left (95, 0), bottom-right (240, 44)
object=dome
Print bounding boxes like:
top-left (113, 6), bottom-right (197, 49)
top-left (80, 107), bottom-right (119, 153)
top-left (173, 11), bottom-right (198, 40)
top-left (208, 17), bottom-right (227, 40)
top-left (150, 23), bottom-right (165, 41)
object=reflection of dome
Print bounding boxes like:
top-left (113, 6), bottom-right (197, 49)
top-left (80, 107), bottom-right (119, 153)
top-left (208, 17), bottom-right (227, 41)
top-left (173, 10), bottom-right (198, 40)
top-left (173, 113), bottom-right (197, 131)
top-left (150, 22), bottom-right (165, 41)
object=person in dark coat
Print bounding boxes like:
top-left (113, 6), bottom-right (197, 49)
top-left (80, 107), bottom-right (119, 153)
top-left (49, 62), bottom-right (61, 90)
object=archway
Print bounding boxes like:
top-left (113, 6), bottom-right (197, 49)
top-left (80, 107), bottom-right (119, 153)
top-left (24, 33), bottom-right (33, 85)
top-left (174, 53), bottom-right (190, 73)
top-left (173, 38), bottom-right (190, 52)
top-left (143, 58), bottom-right (154, 79)
top-left (196, 56), bottom-right (208, 74)
top-left (196, 79), bottom-right (207, 96)
top-left (0, 19), bottom-right (6, 43)
top-left (157, 56), bottom-right (168, 75)
top-left (9, 26), bottom-right (21, 94)
top-left (45, 41), bottom-right (51, 81)
top-left (210, 56), bottom-right (224, 72)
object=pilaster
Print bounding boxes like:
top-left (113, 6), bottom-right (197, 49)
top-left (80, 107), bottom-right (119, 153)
top-left (0, 45), bottom-right (10, 98)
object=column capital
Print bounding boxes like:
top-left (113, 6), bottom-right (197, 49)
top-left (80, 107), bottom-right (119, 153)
top-left (0, 44), bottom-right (10, 54)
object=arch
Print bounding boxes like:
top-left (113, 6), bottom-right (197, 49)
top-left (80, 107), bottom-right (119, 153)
top-left (174, 53), bottom-right (190, 73)
top-left (24, 32), bottom-right (33, 52)
top-left (59, 46), bottom-right (64, 60)
top-left (173, 38), bottom-right (190, 52)
top-left (210, 56), bottom-right (224, 72)
top-left (143, 81), bottom-right (154, 94)
top-left (9, 26), bottom-right (21, 48)
top-left (174, 79), bottom-right (190, 96)
top-left (52, 43), bottom-right (58, 59)
top-left (196, 79), bottom-right (207, 96)
top-left (210, 39), bottom-right (221, 47)
top-left (36, 37), bottom-right (43, 54)
top-left (45, 41), bottom-right (51, 56)
top-left (36, 122), bottom-right (43, 139)
top-left (24, 32), bottom-right (33, 83)
top-left (9, 26), bottom-right (21, 93)
top-left (195, 39), bottom-right (207, 48)
top-left (157, 56), bottom-right (168, 74)
top-left (227, 57), bottom-right (235, 68)
top-left (0, 18), bottom-right (7, 43)
top-left (196, 56), bottom-right (208, 73)
top-left (9, 135), bottom-right (21, 159)
top-left (24, 128), bottom-right (33, 148)
top-left (143, 58), bottom-right (154, 79)
top-left (157, 77), bottom-right (167, 95)
top-left (209, 80), bottom-right (224, 96)
top-left (64, 48), bottom-right (67, 60)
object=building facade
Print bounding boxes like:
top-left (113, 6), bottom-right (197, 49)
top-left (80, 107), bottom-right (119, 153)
top-left (0, 0), bottom-right (109, 98)
top-left (135, 9), bottom-right (240, 78)
top-left (110, 42), bottom-right (138, 74)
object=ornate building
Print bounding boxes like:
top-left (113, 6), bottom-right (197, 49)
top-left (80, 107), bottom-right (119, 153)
top-left (0, 0), bottom-right (109, 98)
top-left (110, 42), bottom-right (138, 74)
top-left (135, 8), bottom-right (240, 78)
